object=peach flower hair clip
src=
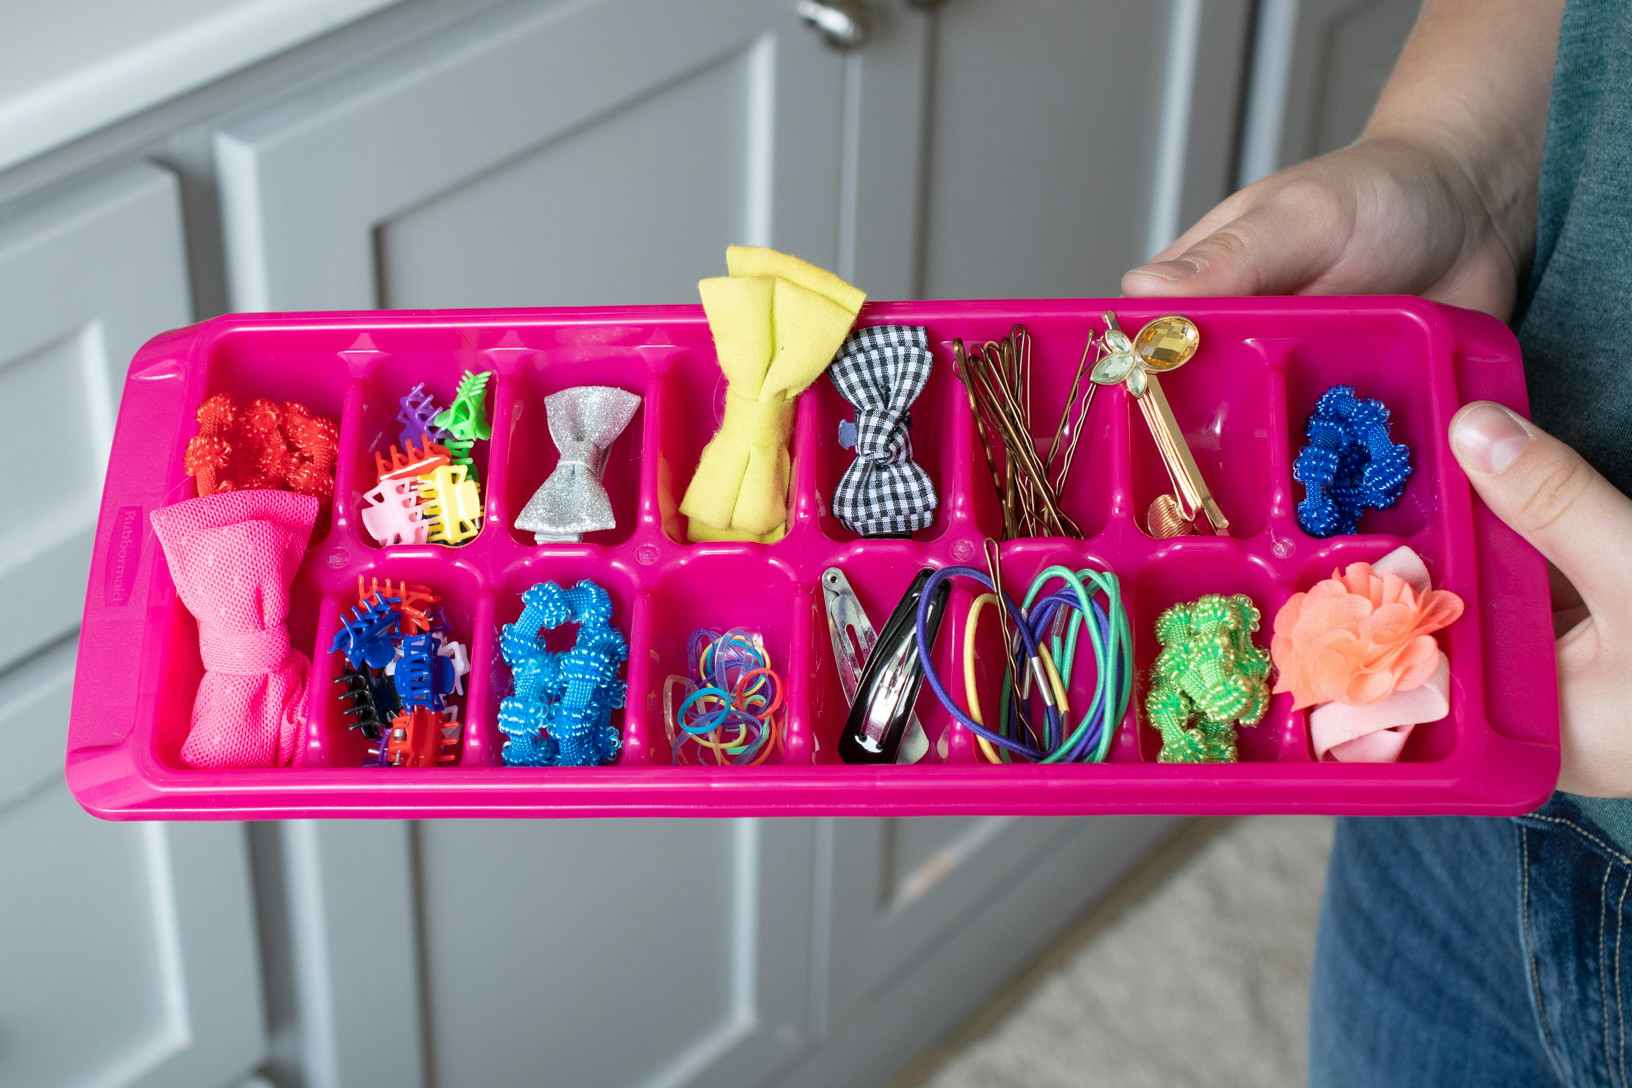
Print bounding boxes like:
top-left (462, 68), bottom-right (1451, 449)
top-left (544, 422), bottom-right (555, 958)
top-left (1270, 546), bottom-right (1463, 761)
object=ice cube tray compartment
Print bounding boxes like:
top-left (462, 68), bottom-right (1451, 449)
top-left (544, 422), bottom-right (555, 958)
top-left (67, 298), bottom-right (1560, 818)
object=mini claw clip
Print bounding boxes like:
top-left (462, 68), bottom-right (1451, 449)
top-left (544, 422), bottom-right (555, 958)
top-left (439, 638), bottom-right (470, 695)
top-left (394, 632), bottom-right (457, 709)
top-left (330, 593), bottom-right (402, 670)
top-left (397, 383), bottom-right (446, 446)
top-left (419, 464), bottom-right (483, 544)
top-left (375, 437), bottom-right (452, 482)
top-left (358, 577), bottom-right (440, 633)
top-left (433, 370), bottom-right (494, 443)
top-left (360, 476), bottom-right (428, 546)
top-left (374, 706), bottom-right (461, 767)
top-left (441, 434), bottom-right (479, 482)
top-left (335, 667), bottom-right (396, 739)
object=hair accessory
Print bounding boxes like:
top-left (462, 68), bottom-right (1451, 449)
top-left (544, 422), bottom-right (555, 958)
top-left (149, 490), bottom-right (318, 768)
top-left (281, 402), bottom-right (340, 499)
top-left (913, 560), bottom-right (1133, 764)
top-left (397, 383), bottom-right (446, 445)
top-left (1294, 385), bottom-right (1412, 537)
top-left (498, 580), bottom-right (627, 767)
top-left (1090, 313), bottom-right (1228, 537)
top-left (393, 632), bottom-right (460, 710)
top-left (1147, 594), bottom-right (1270, 763)
top-left (821, 568), bottom-right (929, 763)
top-left (839, 569), bottom-right (949, 763)
top-left (1273, 545), bottom-right (1462, 761)
top-left (433, 370), bottom-right (494, 443)
top-left (330, 592), bottom-right (401, 670)
top-left (373, 706), bottom-right (461, 767)
top-left (357, 577), bottom-right (440, 633)
top-left (360, 476), bottom-right (428, 546)
top-left (665, 629), bottom-right (785, 765)
top-left (183, 394), bottom-right (340, 502)
top-left (418, 464), bottom-right (483, 544)
top-left (680, 245), bottom-right (866, 542)
top-left (374, 437), bottom-right (451, 482)
top-left (336, 667), bottom-right (396, 739)
top-left (516, 386), bottom-right (641, 543)
top-left (828, 325), bottom-right (938, 536)
top-left (953, 326), bottom-right (1089, 538)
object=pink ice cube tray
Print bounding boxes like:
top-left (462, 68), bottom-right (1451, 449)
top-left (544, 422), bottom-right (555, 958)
top-left (66, 297), bottom-right (1558, 819)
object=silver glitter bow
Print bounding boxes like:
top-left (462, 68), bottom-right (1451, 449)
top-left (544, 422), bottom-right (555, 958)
top-left (830, 325), bottom-right (938, 536)
top-left (516, 386), bottom-right (641, 543)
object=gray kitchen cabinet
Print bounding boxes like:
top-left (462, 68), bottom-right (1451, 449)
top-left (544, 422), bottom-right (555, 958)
top-left (0, 165), bottom-right (265, 1088)
top-left (1240, 0), bottom-right (1422, 183)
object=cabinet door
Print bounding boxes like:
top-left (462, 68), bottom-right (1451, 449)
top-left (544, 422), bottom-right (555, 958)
top-left (216, 4), bottom-right (840, 1087)
top-left (1239, 0), bottom-right (1421, 182)
top-left (217, 0), bottom-right (844, 308)
top-left (843, 0), bottom-right (1254, 296)
top-left (0, 165), bottom-right (265, 1088)
top-left (815, 0), bottom-right (1246, 1026)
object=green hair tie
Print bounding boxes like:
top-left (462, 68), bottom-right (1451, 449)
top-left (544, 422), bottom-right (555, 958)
top-left (1147, 593), bottom-right (1271, 764)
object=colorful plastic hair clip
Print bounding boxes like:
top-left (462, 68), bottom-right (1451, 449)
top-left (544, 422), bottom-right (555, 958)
top-left (375, 437), bottom-right (452, 483)
top-left (360, 476), bottom-right (428, 546)
top-left (418, 464), bottom-right (483, 544)
top-left (393, 632), bottom-right (458, 710)
top-left (335, 667), bottom-right (396, 739)
top-left (397, 383), bottom-right (447, 446)
top-left (373, 706), bottom-right (461, 767)
top-left (357, 577), bottom-right (441, 633)
top-left (433, 370), bottom-right (494, 443)
top-left (329, 593), bottom-right (401, 670)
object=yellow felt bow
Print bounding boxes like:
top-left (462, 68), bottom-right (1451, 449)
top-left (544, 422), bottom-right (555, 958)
top-left (680, 246), bottom-right (865, 542)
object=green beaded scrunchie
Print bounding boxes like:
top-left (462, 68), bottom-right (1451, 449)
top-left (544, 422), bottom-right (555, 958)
top-left (1147, 593), bottom-right (1271, 764)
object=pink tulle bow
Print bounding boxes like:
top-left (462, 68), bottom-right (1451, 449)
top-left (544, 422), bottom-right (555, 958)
top-left (150, 489), bottom-right (318, 768)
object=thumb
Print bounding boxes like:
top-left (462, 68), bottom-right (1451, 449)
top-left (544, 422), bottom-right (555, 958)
top-left (1122, 190), bottom-right (1346, 297)
top-left (1450, 402), bottom-right (1632, 623)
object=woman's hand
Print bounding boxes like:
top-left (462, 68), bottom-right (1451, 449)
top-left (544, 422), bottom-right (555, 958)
top-left (1449, 404), bottom-right (1631, 796)
top-left (1122, 137), bottom-right (1524, 319)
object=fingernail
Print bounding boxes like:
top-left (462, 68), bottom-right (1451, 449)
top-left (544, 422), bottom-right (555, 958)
top-left (1452, 402), bottom-right (1531, 474)
top-left (1126, 258), bottom-right (1198, 283)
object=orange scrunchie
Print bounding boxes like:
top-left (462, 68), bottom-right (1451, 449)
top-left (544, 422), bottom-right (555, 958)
top-left (1270, 561), bottom-right (1463, 710)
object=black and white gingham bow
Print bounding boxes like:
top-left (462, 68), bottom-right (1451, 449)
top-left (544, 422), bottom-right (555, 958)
top-left (829, 325), bottom-right (938, 536)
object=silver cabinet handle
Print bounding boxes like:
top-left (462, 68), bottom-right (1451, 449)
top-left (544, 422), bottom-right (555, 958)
top-left (797, 0), bottom-right (870, 50)
top-left (905, 0), bottom-right (943, 8)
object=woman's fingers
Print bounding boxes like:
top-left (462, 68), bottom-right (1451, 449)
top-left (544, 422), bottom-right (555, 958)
top-left (1122, 180), bottom-right (1352, 297)
top-left (1450, 402), bottom-right (1632, 632)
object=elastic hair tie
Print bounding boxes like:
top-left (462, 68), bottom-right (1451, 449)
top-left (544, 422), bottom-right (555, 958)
top-left (914, 563), bottom-right (1132, 763)
top-left (1293, 384), bottom-right (1412, 537)
top-left (666, 628), bottom-right (784, 766)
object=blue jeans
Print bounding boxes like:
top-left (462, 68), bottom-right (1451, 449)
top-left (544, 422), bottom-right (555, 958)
top-left (1310, 795), bottom-right (1632, 1086)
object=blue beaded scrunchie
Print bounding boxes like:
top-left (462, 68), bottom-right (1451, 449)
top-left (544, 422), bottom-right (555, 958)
top-left (498, 580), bottom-right (627, 767)
top-left (1293, 385), bottom-right (1412, 537)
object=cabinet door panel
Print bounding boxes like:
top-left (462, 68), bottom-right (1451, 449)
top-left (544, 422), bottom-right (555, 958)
top-left (844, 0), bottom-right (1253, 296)
top-left (0, 165), bottom-right (263, 1088)
top-left (217, 0), bottom-right (843, 309)
top-left (217, 5), bottom-right (841, 1087)
top-left (1240, 0), bottom-right (1420, 182)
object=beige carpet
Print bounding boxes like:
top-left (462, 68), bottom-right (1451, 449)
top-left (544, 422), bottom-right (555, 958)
top-left (894, 817), bottom-right (1335, 1088)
